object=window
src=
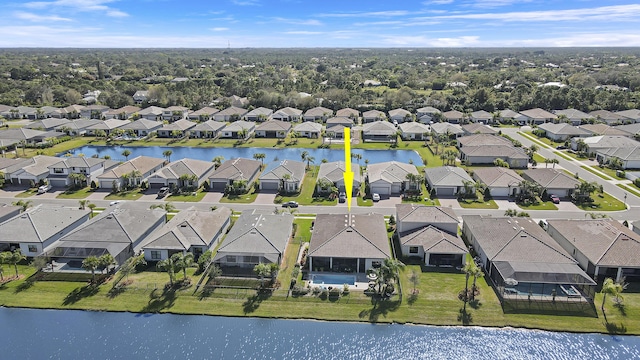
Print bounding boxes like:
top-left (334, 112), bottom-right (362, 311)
top-left (53, 168), bottom-right (64, 174)
top-left (371, 261), bottom-right (381, 268)
top-left (227, 255), bottom-right (236, 263)
top-left (151, 251), bottom-right (161, 260)
top-left (28, 245), bottom-right (38, 253)
top-left (409, 246), bottom-right (419, 254)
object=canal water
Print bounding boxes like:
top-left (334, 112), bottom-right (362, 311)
top-left (63, 145), bottom-right (423, 165)
top-left (1, 307), bottom-right (638, 359)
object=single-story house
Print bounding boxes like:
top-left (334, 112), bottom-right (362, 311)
top-left (571, 135), bottom-right (640, 155)
top-left (24, 118), bottom-right (71, 131)
top-left (45, 203), bottom-right (166, 268)
top-left (0, 205), bottom-right (90, 257)
top-left (326, 117), bottom-right (354, 129)
top-left (443, 110), bottom-right (465, 124)
top-left (395, 204), bottom-right (459, 234)
top-left (80, 105), bottom-right (110, 119)
top-left (457, 133), bottom-right (512, 148)
top-left (581, 124), bottom-right (633, 137)
top-left (243, 107), bottom-right (273, 122)
top-left (498, 109), bottom-right (529, 125)
top-left (615, 109), bottom-right (640, 123)
top-left (119, 119), bottom-right (162, 137)
top-left (459, 145), bottom-right (529, 168)
top-left (595, 146), bottom-right (640, 169)
top-left (133, 90), bottom-right (149, 104)
top-left (590, 110), bottom-right (633, 125)
top-left (47, 156), bottom-right (113, 188)
top-left (303, 106), bottom-right (333, 122)
top-left (362, 110), bottom-right (386, 123)
top-left (366, 161), bottom-right (419, 195)
top-left (0, 203), bottom-right (21, 224)
top-left (142, 207), bottom-right (232, 261)
top-left (213, 106), bottom-right (248, 122)
top-left (259, 160), bottom-right (305, 193)
top-left (521, 168), bottom-right (580, 198)
top-left (220, 121), bottom-right (256, 139)
top-left (147, 158), bottom-right (217, 189)
top-left (5, 155), bottom-right (62, 186)
top-left (361, 120), bottom-right (396, 142)
top-left (416, 106), bottom-right (441, 119)
top-left (520, 108), bottom-right (557, 125)
top-left (430, 122), bottom-right (464, 138)
top-left (469, 110), bottom-right (493, 124)
top-left (389, 108), bottom-right (412, 123)
top-left (308, 213), bottom-right (391, 273)
top-left (137, 106), bottom-right (164, 121)
top-left (208, 158), bottom-right (261, 191)
top-left (325, 123), bottom-right (349, 140)
top-left (272, 107), bottom-right (302, 122)
top-left (86, 119), bottom-right (129, 135)
top-left (104, 106), bottom-right (141, 120)
top-left (399, 122), bottom-right (430, 140)
top-left (553, 109), bottom-right (595, 126)
top-left (547, 219), bottom-right (640, 283)
top-left (190, 120), bottom-right (226, 138)
top-left (462, 123), bottom-right (497, 136)
top-left (0, 128), bottom-right (50, 145)
top-left (462, 215), bottom-right (596, 305)
top-left (293, 121), bottom-right (322, 139)
top-left (55, 119), bottom-right (102, 136)
top-left (316, 161), bottom-right (361, 193)
top-left (39, 106), bottom-right (66, 119)
top-left (336, 108), bottom-right (360, 119)
top-left (188, 107), bottom-right (220, 121)
top-left (254, 120), bottom-right (292, 138)
top-left (537, 122), bottom-right (590, 141)
top-left (424, 166), bottom-right (474, 197)
top-left (156, 119), bottom-right (197, 138)
top-left (162, 106), bottom-right (189, 122)
top-left (96, 156), bottom-right (166, 190)
top-left (213, 210), bottom-right (294, 276)
top-left (472, 167), bottom-right (524, 197)
top-left (399, 225), bottom-right (468, 267)
top-left (226, 95), bottom-right (250, 108)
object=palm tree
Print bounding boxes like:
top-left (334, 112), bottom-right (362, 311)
top-left (87, 203), bottom-right (96, 217)
top-left (12, 200), bottom-right (33, 213)
top-left (379, 258), bottom-right (405, 296)
top-left (305, 156), bottom-right (315, 170)
top-left (253, 153), bottom-right (266, 168)
top-left (254, 263), bottom-right (271, 288)
top-left (405, 173), bottom-right (424, 192)
top-left (469, 262), bottom-right (484, 300)
top-left (150, 202), bottom-right (176, 212)
top-left (462, 261), bottom-right (475, 303)
top-left (78, 200), bottom-right (88, 210)
top-left (121, 149), bottom-right (131, 161)
top-left (68, 173), bottom-right (86, 188)
top-left (409, 270), bottom-right (420, 295)
top-left (162, 150), bottom-right (173, 162)
top-left (157, 257), bottom-right (176, 286)
top-left (98, 254), bottom-right (116, 274)
top-left (550, 158), bottom-right (559, 168)
top-left (601, 277), bottom-right (624, 312)
top-left (212, 156), bottom-right (224, 168)
top-left (6, 250), bottom-right (26, 278)
top-left (0, 252), bottom-right (7, 281)
top-left (82, 255), bottom-right (101, 283)
top-left (300, 150), bottom-right (309, 164)
top-left (172, 253), bottom-right (196, 280)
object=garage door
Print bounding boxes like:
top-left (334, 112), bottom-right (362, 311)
top-left (261, 181), bottom-right (279, 191)
top-left (49, 178), bottom-right (68, 188)
top-left (436, 187), bottom-right (455, 196)
top-left (371, 186), bottom-right (390, 196)
top-left (99, 180), bottom-right (114, 189)
top-left (490, 187), bottom-right (509, 197)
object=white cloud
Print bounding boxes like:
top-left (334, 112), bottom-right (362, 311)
top-left (422, 0), bottom-right (454, 4)
top-left (471, 0), bottom-right (533, 8)
top-left (318, 10), bottom-right (411, 18)
top-left (380, 34), bottom-right (480, 46)
top-left (273, 17), bottom-right (323, 26)
top-left (23, 0), bottom-right (128, 17)
top-left (13, 11), bottom-right (72, 22)
top-left (210, 27), bottom-right (229, 31)
top-left (231, 0), bottom-right (261, 6)
top-left (283, 31), bottom-right (323, 35)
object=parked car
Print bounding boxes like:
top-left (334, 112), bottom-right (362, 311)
top-left (282, 201), bottom-right (299, 208)
top-left (372, 193), bottom-right (380, 202)
top-left (338, 192), bottom-right (346, 203)
top-left (157, 187), bottom-right (170, 198)
top-left (550, 194), bottom-right (560, 204)
top-left (556, 145), bottom-right (568, 150)
top-left (37, 184), bottom-right (51, 194)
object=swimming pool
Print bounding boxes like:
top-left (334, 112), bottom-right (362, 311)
top-left (311, 274), bottom-right (356, 285)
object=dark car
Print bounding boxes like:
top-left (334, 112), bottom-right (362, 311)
top-left (550, 194), bottom-right (560, 204)
top-left (338, 192), bottom-right (346, 203)
top-left (556, 145), bottom-right (568, 150)
top-left (282, 201), bottom-right (299, 208)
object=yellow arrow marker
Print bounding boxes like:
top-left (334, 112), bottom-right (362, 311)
top-left (343, 128), bottom-right (354, 211)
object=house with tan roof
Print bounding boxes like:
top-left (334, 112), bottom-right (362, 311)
top-left (293, 121), bottom-right (322, 138)
top-left (147, 158), bottom-right (216, 189)
top-left (430, 122), bottom-right (464, 138)
top-left (388, 108), bottom-right (412, 123)
top-left (243, 107), bottom-right (273, 122)
top-left (220, 120), bottom-right (256, 139)
top-left (303, 106), bottom-right (333, 122)
top-left (519, 108), bottom-right (557, 124)
top-left (47, 156), bottom-right (116, 188)
top-left (498, 109), bottom-right (529, 125)
top-left (399, 225), bottom-right (467, 267)
top-left (188, 107), bottom-right (219, 121)
top-left (119, 119), bottom-right (162, 136)
top-left (424, 166), bottom-right (473, 196)
top-left (462, 123), bottom-right (497, 136)
top-left (336, 108), bottom-right (359, 119)
top-left (580, 124), bottom-right (632, 137)
top-left (362, 110), bottom-right (386, 123)
top-left (138, 106), bottom-right (164, 121)
top-left (54, 118), bottom-right (102, 136)
top-left (85, 119), bottom-right (129, 135)
top-left (255, 120), bottom-right (292, 138)
top-left (615, 109), bottom-right (640, 123)
top-left (259, 160), bottom-right (305, 193)
top-left (366, 161), bottom-right (419, 196)
top-left (208, 158), bottom-right (261, 191)
top-left (521, 168), bottom-right (580, 198)
top-left (316, 161), bottom-right (361, 194)
top-left (157, 119), bottom-right (197, 138)
top-left (590, 110), bottom-right (632, 125)
top-left (104, 106), bottom-right (140, 120)
top-left (5, 155), bottom-right (62, 186)
top-left (470, 110), bottom-right (493, 124)
top-left (213, 106), bottom-right (248, 122)
top-left (272, 107), bottom-right (302, 122)
top-left (537, 122), bottom-right (590, 141)
top-left (443, 110), bottom-right (465, 124)
top-left (547, 219), bottom-right (640, 283)
top-left (417, 106), bottom-right (441, 118)
top-left (142, 207), bottom-right (231, 261)
top-left (553, 109), bottom-right (594, 126)
top-left (472, 167), bottom-right (524, 197)
top-left (190, 120), bottom-right (226, 138)
top-left (462, 215), bottom-right (596, 305)
top-left (308, 213), bottom-right (390, 273)
top-left (96, 156), bottom-right (166, 190)
top-left (399, 122), bottom-right (430, 140)
top-left (162, 106), bottom-right (189, 121)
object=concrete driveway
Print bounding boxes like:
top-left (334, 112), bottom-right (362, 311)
top-left (202, 192), bottom-right (223, 202)
top-left (86, 190), bottom-right (109, 201)
top-left (373, 195), bottom-right (401, 208)
top-left (555, 200), bottom-right (581, 211)
top-left (438, 197), bottom-right (461, 209)
top-left (35, 189), bottom-right (63, 199)
top-left (254, 191), bottom-right (277, 205)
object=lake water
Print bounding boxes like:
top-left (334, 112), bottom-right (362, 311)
top-left (63, 145), bottom-right (423, 165)
top-left (1, 307), bottom-right (639, 360)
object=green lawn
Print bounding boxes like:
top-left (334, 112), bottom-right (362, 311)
top-left (357, 197), bottom-right (373, 206)
top-left (617, 184), bottom-right (640, 198)
top-left (166, 189), bottom-right (207, 202)
top-left (561, 150), bottom-right (589, 161)
top-left (457, 192), bottom-right (498, 209)
top-left (220, 188), bottom-right (259, 204)
top-left (532, 153), bottom-right (547, 164)
top-left (576, 192), bottom-right (626, 211)
top-left (400, 183), bottom-right (440, 205)
top-left (104, 189), bottom-right (144, 200)
top-left (276, 167), bottom-right (336, 206)
top-left (596, 166), bottom-right (627, 180)
top-left (20, 137), bottom-right (94, 158)
top-left (517, 200), bottom-right (558, 210)
top-left (580, 165), bottom-right (614, 181)
top-left (14, 189), bottom-right (37, 198)
top-left (56, 186), bottom-right (95, 199)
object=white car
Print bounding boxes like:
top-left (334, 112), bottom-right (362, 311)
top-left (372, 193), bottom-right (380, 202)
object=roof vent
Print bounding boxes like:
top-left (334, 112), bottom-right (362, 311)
top-left (621, 237), bottom-right (629, 241)
top-left (346, 229), bottom-right (353, 232)
top-left (520, 234), bottom-right (527, 238)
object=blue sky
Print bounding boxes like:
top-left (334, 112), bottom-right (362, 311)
top-left (1, 0), bottom-right (640, 47)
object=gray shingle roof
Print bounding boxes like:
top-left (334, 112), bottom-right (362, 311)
top-left (0, 205), bottom-right (89, 244)
top-left (400, 225), bottom-right (467, 255)
top-left (159, 119), bottom-right (196, 131)
top-left (458, 134), bottom-right (512, 147)
top-left (521, 168), bottom-right (580, 190)
top-left (367, 161), bottom-right (418, 184)
top-left (255, 120), bottom-right (292, 132)
top-left (396, 204), bottom-right (458, 226)
top-left (97, 156), bottom-right (165, 180)
top-left (304, 106), bottom-right (333, 117)
top-left (460, 145), bottom-right (529, 159)
top-left (537, 123), bottom-right (590, 136)
top-left (336, 108), bottom-right (359, 117)
top-left (520, 108), bottom-right (557, 120)
top-left (430, 122), bottom-right (464, 135)
top-left (260, 160), bottom-right (305, 182)
top-left (362, 120), bottom-right (396, 135)
top-left (553, 109), bottom-right (594, 120)
top-left (210, 158), bottom-right (261, 182)
top-left (424, 166), bottom-right (473, 187)
top-left (308, 213), bottom-right (390, 259)
top-left (547, 219), bottom-right (640, 268)
top-left (222, 121), bottom-right (256, 132)
top-left (462, 123), bottom-right (497, 135)
top-left (580, 124), bottom-right (632, 136)
top-left (472, 167), bottom-right (524, 188)
top-left (191, 120), bottom-right (226, 132)
top-left (317, 161), bottom-right (362, 183)
top-left (399, 122), bottom-right (430, 134)
top-left (120, 119), bottom-right (163, 131)
top-left (293, 122), bottom-right (322, 132)
top-left (149, 158), bottom-right (216, 181)
top-left (217, 106), bottom-right (248, 116)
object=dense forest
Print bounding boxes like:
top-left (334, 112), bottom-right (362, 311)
top-left (1, 48), bottom-right (639, 113)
